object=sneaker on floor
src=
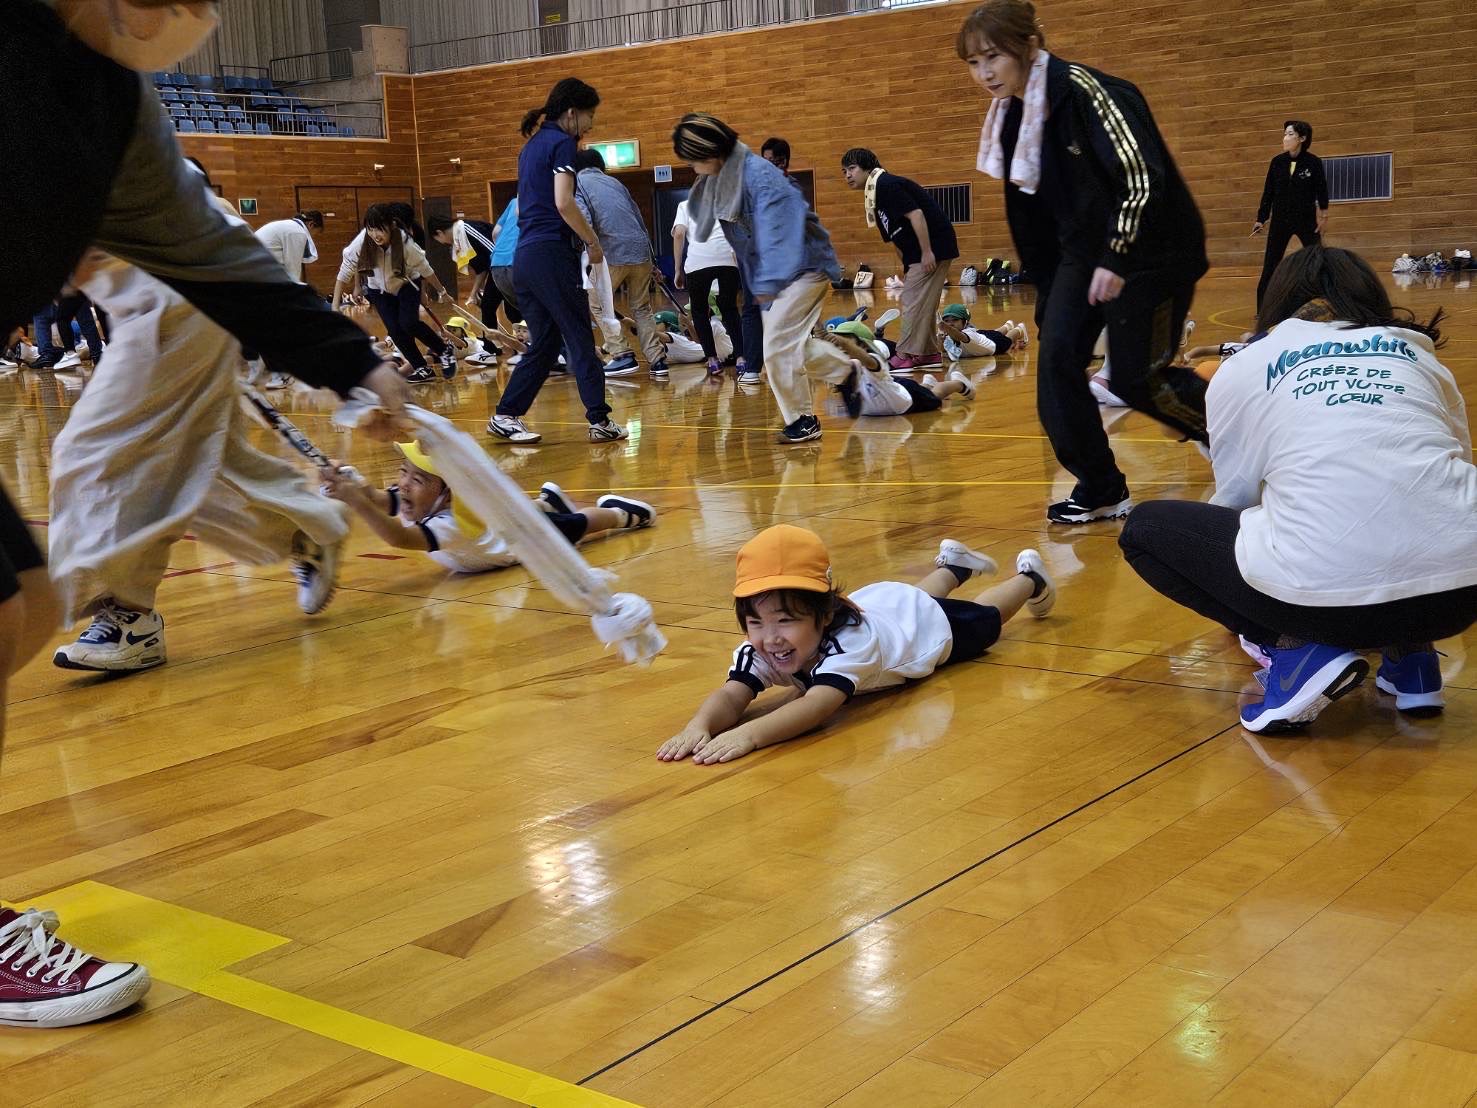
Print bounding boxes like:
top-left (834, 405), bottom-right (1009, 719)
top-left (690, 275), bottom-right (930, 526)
top-left (488, 414), bottom-right (542, 444)
top-left (588, 419), bottom-right (628, 443)
top-left (31, 352), bottom-right (61, 370)
top-left (437, 349), bottom-right (458, 378)
top-left (915, 352), bottom-right (943, 369)
top-left (776, 414), bottom-right (822, 444)
top-left (0, 908), bottom-right (151, 1028)
top-left (291, 532), bottom-right (341, 615)
top-left (405, 365), bottom-right (436, 384)
top-left (875, 307), bottom-right (901, 335)
top-left (1015, 548), bottom-right (1056, 618)
top-left (464, 351), bottom-right (498, 367)
top-left (1011, 321), bottom-right (1030, 348)
top-left (264, 371), bottom-right (293, 390)
top-left (705, 357), bottom-right (724, 377)
top-left (1046, 492), bottom-right (1132, 525)
top-left (596, 493), bottom-right (656, 529)
top-left (888, 352), bottom-right (923, 372)
top-left (53, 350), bottom-right (85, 370)
top-left (936, 539), bottom-right (997, 580)
top-left (538, 481), bottom-right (575, 516)
top-left (738, 368), bottom-right (763, 385)
top-left (603, 353), bottom-right (640, 378)
top-left (53, 602), bottom-right (165, 672)
top-left (1240, 642), bottom-right (1368, 733)
top-left (649, 359), bottom-right (670, 380)
top-left (1089, 374), bottom-right (1128, 407)
top-left (1375, 649), bottom-right (1444, 714)
top-left (946, 369), bottom-right (975, 400)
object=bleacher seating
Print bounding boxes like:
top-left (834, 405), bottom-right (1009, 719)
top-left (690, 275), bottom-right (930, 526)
top-left (154, 70), bottom-right (357, 138)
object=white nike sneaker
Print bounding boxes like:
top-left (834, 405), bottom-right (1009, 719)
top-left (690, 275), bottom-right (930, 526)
top-left (53, 602), bottom-right (165, 672)
top-left (292, 532), bottom-right (342, 615)
top-left (936, 539), bottom-right (997, 580)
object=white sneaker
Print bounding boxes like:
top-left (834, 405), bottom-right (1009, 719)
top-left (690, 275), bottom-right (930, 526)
top-left (0, 908), bottom-right (150, 1028)
top-left (1089, 374), bottom-right (1128, 407)
top-left (596, 493), bottom-right (656, 529)
top-left (292, 532), bottom-right (341, 615)
top-left (875, 307), bottom-right (901, 334)
top-left (538, 481), bottom-right (575, 516)
top-left (946, 368), bottom-right (975, 400)
top-left (922, 373), bottom-right (940, 390)
top-left (936, 539), bottom-right (997, 580)
top-left (1016, 549), bottom-right (1056, 618)
top-left (464, 351), bottom-right (498, 367)
top-left (265, 372), bottom-right (292, 390)
top-left (53, 602), bottom-right (165, 671)
top-left (54, 350), bottom-right (85, 370)
top-left (488, 414), bottom-right (542, 444)
top-left (1011, 322), bottom-right (1030, 348)
top-left (588, 419), bottom-right (629, 443)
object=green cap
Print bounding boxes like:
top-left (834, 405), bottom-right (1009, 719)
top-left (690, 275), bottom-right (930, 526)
top-left (831, 320), bottom-right (876, 344)
top-left (941, 303), bottom-right (970, 321)
top-left (654, 310), bottom-right (680, 326)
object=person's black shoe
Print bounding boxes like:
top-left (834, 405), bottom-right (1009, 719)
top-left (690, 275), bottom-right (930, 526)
top-left (1046, 491), bottom-right (1133, 525)
top-left (775, 414), bottom-right (822, 444)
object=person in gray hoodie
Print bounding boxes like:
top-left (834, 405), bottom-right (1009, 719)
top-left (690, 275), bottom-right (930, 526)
top-left (673, 113), bottom-right (843, 444)
top-left (574, 149), bottom-right (667, 378)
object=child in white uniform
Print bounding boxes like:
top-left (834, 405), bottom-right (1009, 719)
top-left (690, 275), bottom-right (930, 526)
top-left (937, 303), bottom-right (1027, 361)
top-left (321, 441), bottom-right (656, 573)
top-left (653, 309), bottom-right (734, 364)
top-left (657, 524), bottom-right (1057, 764)
top-left (824, 321), bottom-right (975, 417)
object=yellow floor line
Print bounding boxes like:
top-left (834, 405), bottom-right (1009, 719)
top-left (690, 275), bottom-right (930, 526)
top-left (20, 882), bottom-right (636, 1108)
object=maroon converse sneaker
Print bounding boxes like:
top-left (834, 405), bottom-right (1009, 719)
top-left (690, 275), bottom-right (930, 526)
top-left (0, 907), bottom-right (150, 1027)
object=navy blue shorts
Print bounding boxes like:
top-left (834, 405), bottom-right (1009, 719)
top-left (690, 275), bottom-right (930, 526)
top-left (935, 597), bottom-right (1001, 664)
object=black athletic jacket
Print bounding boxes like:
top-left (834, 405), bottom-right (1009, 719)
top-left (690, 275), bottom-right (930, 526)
top-left (1000, 55), bottom-right (1208, 294)
top-left (1256, 152), bottom-right (1329, 228)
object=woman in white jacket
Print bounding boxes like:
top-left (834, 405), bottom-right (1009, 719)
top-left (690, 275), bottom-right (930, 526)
top-left (333, 204), bottom-right (455, 382)
top-left (1120, 246), bottom-right (1477, 733)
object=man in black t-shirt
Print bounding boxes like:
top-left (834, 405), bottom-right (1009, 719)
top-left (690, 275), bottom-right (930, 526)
top-left (842, 148), bottom-right (958, 370)
top-left (1251, 120), bottom-right (1329, 311)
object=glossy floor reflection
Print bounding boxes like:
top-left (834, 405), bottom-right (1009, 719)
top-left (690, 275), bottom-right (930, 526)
top-left (4, 270), bottom-right (1476, 1105)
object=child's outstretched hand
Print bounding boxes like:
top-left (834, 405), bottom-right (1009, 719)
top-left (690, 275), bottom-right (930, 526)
top-left (657, 723), bottom-right (710, 762)
top-left (319, 461), bottom-right (366, 503)
top-left (691, 729), bottom-right (756, 765)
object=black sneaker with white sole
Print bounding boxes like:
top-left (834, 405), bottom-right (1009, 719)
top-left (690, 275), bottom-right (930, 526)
top-left (775, 414), bottom-right (822, 444)
top-left (438, 349), bottom-right (458, 378)
top-left (603, 354), bottom-right (640, 378)
top-left (405, 365), bottom-right (436, 383)
top-left (1046, 492), bottom-right (1133, 524)
top-left (649, 359), bottom-right (670, 380)
top-left (596, 494), bottom-right (656, 529)
top-left (539, 481), bottom-right (575, 516)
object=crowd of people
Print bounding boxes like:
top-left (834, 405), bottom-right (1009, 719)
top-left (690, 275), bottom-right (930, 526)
top-left (0, 0), bottom-right (1472, 1041)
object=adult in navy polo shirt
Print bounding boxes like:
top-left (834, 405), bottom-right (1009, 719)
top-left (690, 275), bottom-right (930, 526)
top-left (489, 78), bottom-right (625, 446)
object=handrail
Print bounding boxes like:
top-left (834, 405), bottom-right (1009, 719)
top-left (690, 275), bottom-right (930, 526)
top-left (407, 0), bottom-right (941, 73)
top-left (268, 47), bottom-right (353, 88)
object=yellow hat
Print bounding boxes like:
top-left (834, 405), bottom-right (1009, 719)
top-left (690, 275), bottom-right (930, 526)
top-left (734, 524), bottom-right (833, 597)
top-left (394, 441), bottom-right (484, 536)
top-left (446, 316), bottom-right (471, 331)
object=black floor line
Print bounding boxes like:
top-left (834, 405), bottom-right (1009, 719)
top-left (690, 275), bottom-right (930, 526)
top-left (577, 720), bottom-right (1238, 1087)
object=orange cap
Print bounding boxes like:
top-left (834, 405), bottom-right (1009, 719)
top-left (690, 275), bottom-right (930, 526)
top-left (733, 524), bottom-right (833, 597)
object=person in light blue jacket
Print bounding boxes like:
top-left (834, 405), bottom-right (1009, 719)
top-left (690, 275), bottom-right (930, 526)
top-left (675, 112), bottom-right (843, 445)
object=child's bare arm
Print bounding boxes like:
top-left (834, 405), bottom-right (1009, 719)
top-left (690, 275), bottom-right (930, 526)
top-left (657, 681), bottom-right (755, 761)
top-left (691, 684), bottom-right (847, 765)
top-left (320, 468), bottom-right (430, 551)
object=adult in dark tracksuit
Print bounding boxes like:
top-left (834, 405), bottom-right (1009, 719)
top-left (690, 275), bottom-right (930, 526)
top-left (1252, 120), bottom-right (1328, 311)
top-left (959, 0), bottom-right (1210, 525)
top-left (489, 78), bottom-right (626, 446)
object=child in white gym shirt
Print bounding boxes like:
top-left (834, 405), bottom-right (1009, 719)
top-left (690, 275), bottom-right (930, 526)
top-left (320, 442), bottom-right (654, 573)
top-left (657, 524), bottom-right (1056, 764)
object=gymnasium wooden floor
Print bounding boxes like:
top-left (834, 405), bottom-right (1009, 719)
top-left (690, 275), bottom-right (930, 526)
top-left (3, 269), bottom-right (1475, 1106)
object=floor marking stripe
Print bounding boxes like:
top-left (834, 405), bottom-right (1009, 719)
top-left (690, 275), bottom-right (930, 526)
top-left (24, 882), bottom-right (637, 1108)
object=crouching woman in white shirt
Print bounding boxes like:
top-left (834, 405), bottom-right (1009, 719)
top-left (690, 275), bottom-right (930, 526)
top-left (1119, 246), bottom-right (1477, 733)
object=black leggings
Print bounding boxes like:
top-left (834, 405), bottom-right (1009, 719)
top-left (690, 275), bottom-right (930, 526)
top-left (1036, 260), bottom-right (1206, 506)
top-left (369, 284), bottom-right (446, 371)
top-left (1119, 500), bottom-right (1477, 650)
top-left (1256, 221), bottom-right (1319, 312)
top-left (685, 265), bottom-right (743, 362)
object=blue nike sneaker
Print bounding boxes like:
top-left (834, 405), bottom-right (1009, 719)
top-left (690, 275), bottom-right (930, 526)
top-left (1375, 649), bottom-right (1444, 714)
top-left (1240, 641), bottom-right (1368, 733)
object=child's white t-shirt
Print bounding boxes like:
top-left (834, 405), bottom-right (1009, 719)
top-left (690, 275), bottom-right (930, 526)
top-left (726, 582), bottom-right (953, 698)
top-left (663, 319), bottom-right (733, 362)
top-left (388, 491), bottom-right (518, 573)
top-left (942, 326), bottom-right (998, 361)
top-left (676, 199), bottom-right (738, 271)
top-left (856, 365), bottom-right (915, 417)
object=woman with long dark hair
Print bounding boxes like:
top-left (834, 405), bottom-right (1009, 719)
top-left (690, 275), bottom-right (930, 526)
top-left (959, 0), bottom-right (1210, 524)
top-left (334, 204), bottom-right (455, 382)
top-left (489, 78), bottom-right (625, 445)
top-left (1120, 245), bottom-right (1477, 733)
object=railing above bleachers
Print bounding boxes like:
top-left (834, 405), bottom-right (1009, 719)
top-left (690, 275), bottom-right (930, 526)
top-left (151, 71), bottom-right (384, 139)
top-left (267, 48), bottom-right (354, 89)
top-left (408, 0), bottom-right (946, 73)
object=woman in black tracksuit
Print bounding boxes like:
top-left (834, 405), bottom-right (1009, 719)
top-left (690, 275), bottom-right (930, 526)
top-left (958, 0), bottom-right (1210, 525)
top-left (1252, 121), bottom-right (1329, 311)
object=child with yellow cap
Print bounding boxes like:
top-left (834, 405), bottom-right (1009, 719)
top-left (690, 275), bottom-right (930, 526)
top-left (657, 525), bottom-right (1056, 764)
top-left (321, 441), bottom-right (654, 573)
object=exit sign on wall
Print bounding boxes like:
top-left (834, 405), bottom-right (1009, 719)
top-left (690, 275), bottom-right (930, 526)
top-left (586, 140), bottom-right (640, 169)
